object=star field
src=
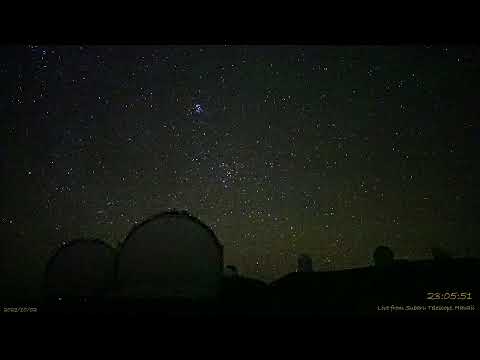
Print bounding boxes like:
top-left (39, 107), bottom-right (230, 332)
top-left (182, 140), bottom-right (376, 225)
top-left (1, 45), bottom-right (479, 296)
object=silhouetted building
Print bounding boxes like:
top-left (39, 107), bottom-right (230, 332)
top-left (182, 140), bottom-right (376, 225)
top-left (297, 254), bottom-right (313, 272)
top-left (373, 246), bottom-right (394, 267)
top-left (43, 238), bottom-right (115, 300)
top-left (116, 210), bottom-right (224, 299)
top-left (431, 247), bottom-right (452, 261)
top-left (224, 265), bottom-right (239, 277)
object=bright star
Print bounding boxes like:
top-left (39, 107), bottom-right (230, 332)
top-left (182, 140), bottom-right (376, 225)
top-left (194, 104), bottom-right (204, 114)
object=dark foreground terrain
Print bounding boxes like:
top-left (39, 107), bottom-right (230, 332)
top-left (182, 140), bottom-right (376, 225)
top-left (4, 258), bottom-right (480, 317)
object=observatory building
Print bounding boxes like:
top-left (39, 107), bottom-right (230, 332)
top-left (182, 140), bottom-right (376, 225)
top-left (43, 238), bottom-right (116, 300)
top-left (116, 210), bottom-right (224, 300)
top-left (297, 254), bottom-right (314, 273)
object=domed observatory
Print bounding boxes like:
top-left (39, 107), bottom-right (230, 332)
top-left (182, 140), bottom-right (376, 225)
top-left (224, 265), bottom-right (239, 278)
top-left (43, 238), bottom-right (116, 301)
top-left (373, 245), bottom-right (395, 267)
top-left (297, 254), bottom-right (314, 273)
top-left (116, 210), bottom-right (224, 300)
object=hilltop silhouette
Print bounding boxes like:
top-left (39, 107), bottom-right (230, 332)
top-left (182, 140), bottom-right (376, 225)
top-left (34, 210), bottom-right (480, 316)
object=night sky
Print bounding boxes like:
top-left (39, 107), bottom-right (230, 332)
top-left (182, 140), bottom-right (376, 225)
top-left (1, 45), bottom-right (479, 297)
